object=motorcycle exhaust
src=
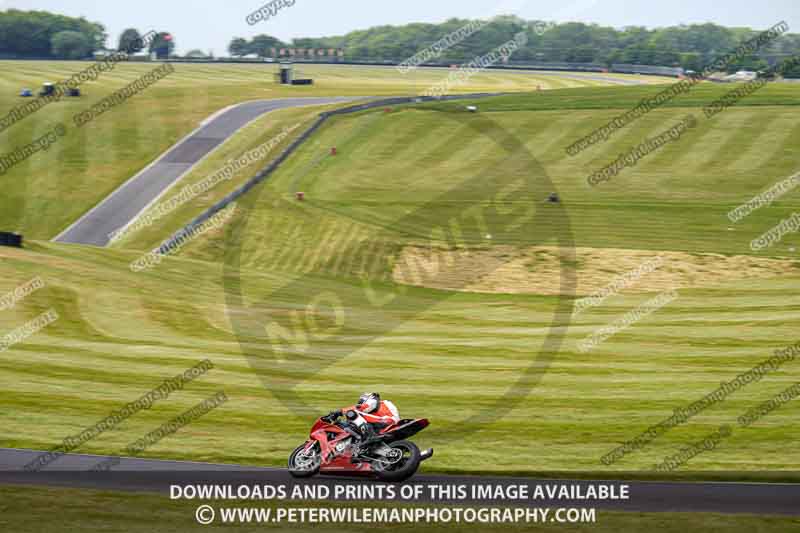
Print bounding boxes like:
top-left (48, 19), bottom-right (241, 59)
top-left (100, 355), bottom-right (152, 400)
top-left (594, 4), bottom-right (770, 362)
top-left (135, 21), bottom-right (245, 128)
top-left (420, 448), bottom-right (434, 461)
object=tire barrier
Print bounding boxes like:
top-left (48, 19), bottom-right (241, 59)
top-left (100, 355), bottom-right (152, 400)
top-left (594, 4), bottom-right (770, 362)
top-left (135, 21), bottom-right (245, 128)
top-left (0, 232), bottom-right (23, 248)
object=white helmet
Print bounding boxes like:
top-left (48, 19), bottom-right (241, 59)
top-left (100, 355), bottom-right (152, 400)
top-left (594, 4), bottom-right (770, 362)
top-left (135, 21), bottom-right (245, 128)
top-left (357, 392), bottom-right (380, 413)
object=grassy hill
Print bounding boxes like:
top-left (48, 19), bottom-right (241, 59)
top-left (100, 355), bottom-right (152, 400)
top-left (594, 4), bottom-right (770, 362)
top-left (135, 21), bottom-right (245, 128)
top-left (1, 78), bottom-right (799, 477)
top-left (0, 62), bottom-right (648, 240)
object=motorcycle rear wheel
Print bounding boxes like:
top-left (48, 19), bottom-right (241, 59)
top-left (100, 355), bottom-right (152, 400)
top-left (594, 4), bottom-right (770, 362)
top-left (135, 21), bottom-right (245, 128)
top-left (374, 440), bottom-right (421, 482)
top-left (288, 443), bottom-right (321, 478)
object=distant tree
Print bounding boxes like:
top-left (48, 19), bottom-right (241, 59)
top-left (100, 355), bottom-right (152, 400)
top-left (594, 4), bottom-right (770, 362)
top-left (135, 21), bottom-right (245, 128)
top-left (228, 37), bottom-right (249, 57)
top-left (603, 49), bottom-right (624, 67)
top-left (118, 28), bottom-right (144, 53)
top-left (149, 32), bottom-right (175, 59)
top-left (726, 55), bottom-right (770, 73)
top-left (679, 53), bottom-right (703, 72)
top-left (0, 9), bottom-right (105, 58)
top-left (782, 61), bottom-right (800, 78)
top-left (565, 45), bottom-right (596, 63)
top-left (653, 48), bottom-right (681, 66)
top-left (185, 49), bottom-right (207, 58)
top-left (250, 34), bottom-right (284, 57)
top-left (51, 30), bottom-right (92, 59)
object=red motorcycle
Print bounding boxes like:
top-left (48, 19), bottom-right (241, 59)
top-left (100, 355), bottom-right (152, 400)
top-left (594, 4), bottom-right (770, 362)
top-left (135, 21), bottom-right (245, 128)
top-left (288, 410), bottom-right (433, 482)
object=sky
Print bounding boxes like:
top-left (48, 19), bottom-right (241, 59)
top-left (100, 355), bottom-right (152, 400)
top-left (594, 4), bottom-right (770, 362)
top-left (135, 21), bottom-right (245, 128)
top-left (1, 0), bottom-right (797, 55)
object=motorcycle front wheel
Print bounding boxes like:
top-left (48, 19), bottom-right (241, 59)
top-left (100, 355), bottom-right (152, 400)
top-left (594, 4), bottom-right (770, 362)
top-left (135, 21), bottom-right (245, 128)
top-left (374, 440), bottom-right (421, 482)
top-left (288, 442), bottom-right (321, 478)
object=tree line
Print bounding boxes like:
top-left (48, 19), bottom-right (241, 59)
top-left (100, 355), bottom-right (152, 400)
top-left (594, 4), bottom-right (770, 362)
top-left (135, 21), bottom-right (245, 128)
top-left (0, 10), bottom-right (174, 59)
top-left (2, 8), bottom-right (799, 76)
top-left (230, 15), bottom-right (800, 75)
top-left (0, 9), bottom-right (105, 59)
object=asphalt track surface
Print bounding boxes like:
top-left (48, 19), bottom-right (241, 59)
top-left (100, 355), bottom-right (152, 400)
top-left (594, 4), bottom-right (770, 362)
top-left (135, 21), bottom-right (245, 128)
top-left (50, 72), bottom-right (647, 248)
top-left (52, 96), bottom-right (361, 247)
top-left (1, 448), bottom-right (798, 515)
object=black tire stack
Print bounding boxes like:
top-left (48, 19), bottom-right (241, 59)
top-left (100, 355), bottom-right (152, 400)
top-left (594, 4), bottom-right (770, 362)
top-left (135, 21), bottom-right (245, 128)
top-left (0, 232), bottom-right (23, 248)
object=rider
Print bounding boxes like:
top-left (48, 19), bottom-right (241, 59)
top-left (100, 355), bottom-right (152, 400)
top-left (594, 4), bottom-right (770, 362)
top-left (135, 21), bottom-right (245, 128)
top-left (325, 392), bottom-right (400, 443)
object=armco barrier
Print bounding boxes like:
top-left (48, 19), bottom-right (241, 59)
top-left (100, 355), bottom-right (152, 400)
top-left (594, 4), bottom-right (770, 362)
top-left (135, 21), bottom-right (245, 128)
top-left (155, 93), bottom-right (503, 254)
top-left (611, 63), bottom-right (685, 77)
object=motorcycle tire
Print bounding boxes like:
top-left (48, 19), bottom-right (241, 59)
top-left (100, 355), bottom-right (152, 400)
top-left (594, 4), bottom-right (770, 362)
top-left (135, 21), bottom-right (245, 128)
top-left (374, 440), bottom-right (421, 482)
top-left (288, 443), bottom-right (320, 478)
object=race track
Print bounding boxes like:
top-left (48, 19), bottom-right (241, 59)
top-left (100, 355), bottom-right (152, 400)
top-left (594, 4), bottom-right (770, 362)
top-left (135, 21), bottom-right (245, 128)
top-left (32, 74), bottom-right (796, 519)
top-left (49, 68), bottom-right (652, 249)
top-left (52, 96), bottom-right (361, 247)
top-left (1, 448), bottom-right (798, 515)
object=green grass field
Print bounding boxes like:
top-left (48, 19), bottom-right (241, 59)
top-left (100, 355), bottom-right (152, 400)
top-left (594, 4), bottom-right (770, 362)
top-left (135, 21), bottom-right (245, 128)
top-left (1, 62), bottom-right (799, 478)
top-left (0, 62), bottom-right (653, 241)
